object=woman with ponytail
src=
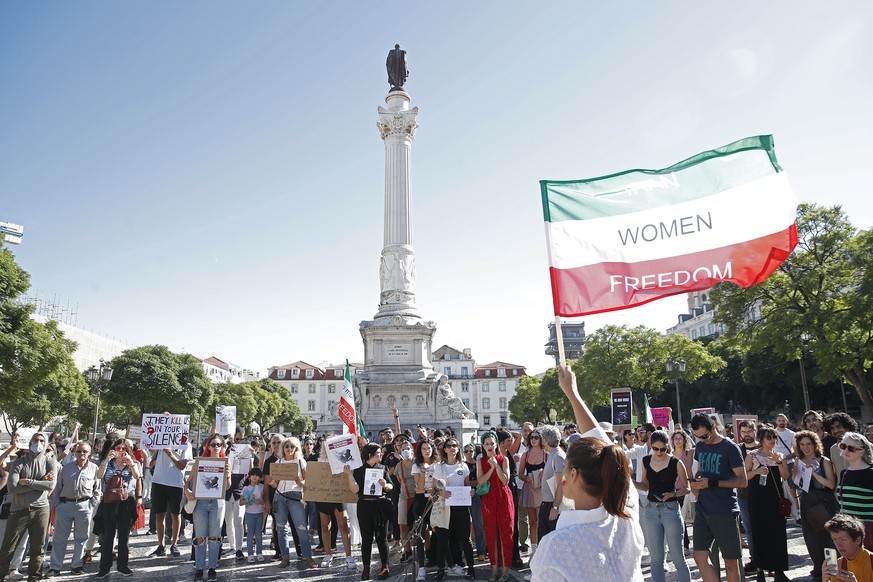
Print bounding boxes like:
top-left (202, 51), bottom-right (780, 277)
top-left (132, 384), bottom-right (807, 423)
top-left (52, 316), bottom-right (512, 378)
top-left (530, 365), bottom-right (644, 581)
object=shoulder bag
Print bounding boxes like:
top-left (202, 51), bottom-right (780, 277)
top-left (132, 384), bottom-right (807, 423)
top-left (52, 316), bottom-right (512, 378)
top-left (103, 473), bottom-right (128, 504)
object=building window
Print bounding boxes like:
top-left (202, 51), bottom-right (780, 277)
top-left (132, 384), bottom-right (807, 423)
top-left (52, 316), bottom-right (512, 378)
top-left (290, 384), bottom-right (298, 394)
top-left (462, 398), bottom-right (470, 409)
top-left (482, 398), bottom-right (490, 410)
top-left (485, 370), bottom-right (491, 377)
top-left (292, 368), bottom-right (300, 379)
top-left (499, 397), bottom-right (507, 410)
top-left (691, 330), bottom-right (698, 340)
top-left (336, 369), bottom-right (343, 378)
top-left (497, 367), bottom-right (506, 377)
top-left (483, 415), bottom-right (491, 426)
top-left (444, 367), bottom-right (452, 376)
top-left (512, 368), bottom-right (518, 375)
top-left (328, 384), bottom-right (335, 393)
top-left (277, 369), bottom-right (286, 379)
top-left (499, 382), bottom-right (506, 392)
top-left (308, 400), bottom-right (315, 411)
top-left (482, 382), bottom-right (490, 392)
top-left (461, 382), bottom-right (469, 393)
top-left (461, 366), bottom-right (469, 377)
top-left (500, 414), bottom-right (507, 426)
top-left (305, 369), bottom-right (314, 379)
top-left (309, 384), bottom-right (316, 393)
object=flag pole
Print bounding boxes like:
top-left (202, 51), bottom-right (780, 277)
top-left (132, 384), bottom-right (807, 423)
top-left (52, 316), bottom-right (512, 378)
top-left (555, 316), bottom-right (566, 367)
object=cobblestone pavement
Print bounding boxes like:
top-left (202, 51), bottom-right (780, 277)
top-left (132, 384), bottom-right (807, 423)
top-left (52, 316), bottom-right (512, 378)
top-left (22, 520), bottom-right (817, 582)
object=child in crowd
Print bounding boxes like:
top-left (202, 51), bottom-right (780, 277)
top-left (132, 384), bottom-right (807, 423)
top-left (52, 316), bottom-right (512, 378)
top-left (240, 467), bottom-right (266, 563)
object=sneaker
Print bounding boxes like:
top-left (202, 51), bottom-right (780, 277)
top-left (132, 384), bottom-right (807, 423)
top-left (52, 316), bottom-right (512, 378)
top-left (417, 567), bottom-right (427, 581)
top-left (346, 556), bottom-right (356, 571)
top-left (194, 570), bottom-right (204, 581)
top-left (519, 543), bottom-right (529, 552)
top-left (256, 555), bottom-right (265, 562)
top-left (95, 572), bottom-right (110, 580)
top-left (321, 555), bottom-right (332, 568)
top-left (449, 565), bottom-right (466, 577)
top-left (435, 569), bottom-right (446, 582)
top-left (744, 562), bottom-right (758, 574)
top-left (118, 568), bottom-right (134, 577)
top-left (71, 567), bottom-right (85, 575)
top-left (170, 545), bottom-right (181, 557)
top-left (247, 556), bottom-right (255, 564)
top-left (278, 557), bottom-right (290, 568)
top-left (235, 550), bottom-right (245, 561)
top-left (155, 545), bottom-right (167, 556)
top-left (43, 570), bottom-right (60, 578)
top-left (206, 569), bottom-right (217, 581)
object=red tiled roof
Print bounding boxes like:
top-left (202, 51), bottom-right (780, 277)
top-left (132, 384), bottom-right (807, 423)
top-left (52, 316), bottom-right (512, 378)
top-left (474, 362), bottom-right (527, 378)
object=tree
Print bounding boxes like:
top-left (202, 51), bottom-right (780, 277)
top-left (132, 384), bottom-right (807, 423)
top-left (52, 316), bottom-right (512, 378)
top-left (0, 245), bottom-right (83, 396)
top-left (508, 376), bottom-right (544, 426)
top-left (258, 379), bottom-right (311, 435)
top-left (572, 325), bottom-right (725, 408)
top-left (103, 345), bottom-right (214, 419)
top-left (712, 204), bottom-right (873, 411)
top-left (212, 381), bottom-right (285, 433)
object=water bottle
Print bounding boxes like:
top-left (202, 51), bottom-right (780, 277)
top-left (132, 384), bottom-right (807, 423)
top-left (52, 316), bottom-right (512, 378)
top-left (759, 468), bottom-right (768, 486)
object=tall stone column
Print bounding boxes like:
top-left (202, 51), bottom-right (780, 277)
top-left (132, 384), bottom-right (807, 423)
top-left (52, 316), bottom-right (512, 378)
top-left (375, 90), bottom-right (420, 319)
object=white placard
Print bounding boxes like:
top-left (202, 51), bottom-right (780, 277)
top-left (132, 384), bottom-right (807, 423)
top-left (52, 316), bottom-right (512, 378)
top-left (215, 406), bottom-right (237, 437)
top-left (364, 468), bottom-right (383, 496)
top-left (15, 427), bottom-right (37, 449)
top-left (325, 434), bottom-right (362, 475)
top-left (445, 486), bottom-right (472, 507)
top-left (126, 425), bottom-right (141, 441)
top-left (192, 457), bottom-right (228, 500)
top-left (140, 413), bottom-right (191, 451)
top-left (797, 460), bottom-right (813, 493)
top-left (230, 443), bottom-right (253, 474)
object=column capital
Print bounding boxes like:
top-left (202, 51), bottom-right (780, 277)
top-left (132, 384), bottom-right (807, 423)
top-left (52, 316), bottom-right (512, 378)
top-left (377, 106), bottom-right (419, 140)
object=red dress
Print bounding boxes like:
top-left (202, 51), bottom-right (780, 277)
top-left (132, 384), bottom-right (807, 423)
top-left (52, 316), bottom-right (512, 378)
top-left (479, 455), bottom-right (514, 567)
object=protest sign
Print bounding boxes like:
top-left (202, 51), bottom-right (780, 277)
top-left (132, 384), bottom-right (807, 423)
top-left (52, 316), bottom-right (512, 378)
top-left (15, 427), bottom-right (37, 449)
top-left (215, 406), bottom-right (236, 436)
top-left (732, 415), bottom-right (758, 444)
top-left (610, 389), bottom-right (632, 427)
top-left (302, 461), bottom-right (357, 504)
top-left (691, 407), bottom-right (715, 418)
top-left (230, 443), bottom-right (253, 474)
top-left (192, 457), bottom-right (228, 500)
top-left (446, 486), bottom-right (473, 507)
top-left (269, 461), bottom-right (299, 481)
top-left (325, 434), bottom-right (362, 475)
top-left (126, 425), bottom-right (141, 442)
top-left (651, 407), bottom-right (673, 431)
top-left (364, 468), bottom-right (383, 496)
top-left (140, 413), bottom-right (191, 451)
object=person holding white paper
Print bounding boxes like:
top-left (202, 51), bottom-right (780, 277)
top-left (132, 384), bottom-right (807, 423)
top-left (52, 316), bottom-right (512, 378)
top-left (432, 438), bottom-right (476, 580)
top-left (793, 430), bottom-right (837, 580)
top-left (184, 435), bottom-right (231, 582)
top-left (346, 443), bottom-right (392, 580)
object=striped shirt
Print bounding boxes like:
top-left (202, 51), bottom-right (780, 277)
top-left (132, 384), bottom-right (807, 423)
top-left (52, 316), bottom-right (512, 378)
top-left (838, 467), bottom-right (873, 523)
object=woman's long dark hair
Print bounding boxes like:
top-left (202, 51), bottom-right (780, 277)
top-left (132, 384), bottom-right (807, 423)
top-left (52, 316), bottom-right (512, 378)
top-left (566, 437), bottom-right (632, 518)
top-left (414, 439), bottom-right (435, 467)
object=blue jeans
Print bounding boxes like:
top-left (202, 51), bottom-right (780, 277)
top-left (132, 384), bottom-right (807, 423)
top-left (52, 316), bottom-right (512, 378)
top-left (643, 501), bottom-right (691, 582)
top-left (305, 501), bottom-right (319, 538)
top-left (738, 497), bottom-right (754, 560)
top-left (244, 513), bottom-right (264, 556)
top-left (273, 493), bottom-right (312, 559)
top-left (193, 499), bottom-right (225, 570)
top-left (50, 500), bottom-right (92, 570)
top-left (470, 495), bottom-right (486, 555)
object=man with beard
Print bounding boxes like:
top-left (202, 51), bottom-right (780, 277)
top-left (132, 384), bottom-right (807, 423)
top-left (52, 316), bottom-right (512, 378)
top-left (737, 420), bottom-right (760, 574)
top-left (774, 414), bottom-right (799, 521)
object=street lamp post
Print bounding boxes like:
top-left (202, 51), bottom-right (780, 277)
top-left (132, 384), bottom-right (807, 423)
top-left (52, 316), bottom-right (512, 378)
top-left (666, 358), bottom-right (686, 429)
top-left (86, 358), bottom-right (114, 443)
top-left (799, 333), bottom-right (811, 413)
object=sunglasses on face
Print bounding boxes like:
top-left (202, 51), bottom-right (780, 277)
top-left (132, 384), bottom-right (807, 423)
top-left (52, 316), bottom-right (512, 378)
top-left (284, 445), bottom-right (296, 449)
top-left (651, 446), bottom-right (668, 453)
top-left (209, 443), bottom-right (222, 448)
top-left (696, 433), bottom-right (712, 440)
top-left (115, 447), bottom-right (128, 452)
top-left (840, 443), bottom-right (861, 453)
top-left (464, 449), bottom-right (474, 454)
top-left (444, 443), bottom-right (458, 448)
top-left (530, 435), bottom-right (541, 440)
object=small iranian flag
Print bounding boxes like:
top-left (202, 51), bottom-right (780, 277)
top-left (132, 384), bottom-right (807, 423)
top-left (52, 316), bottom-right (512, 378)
top-left (339, 360), bottom-right (366, 437)
top-left (541, 135), bottom-right (798, 316)
top-left (642, 394), bottom-right (653, 424)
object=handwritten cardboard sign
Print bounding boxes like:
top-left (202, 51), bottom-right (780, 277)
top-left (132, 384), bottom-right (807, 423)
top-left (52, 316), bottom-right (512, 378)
top-left (140, 413), bottom-right (191, 451)
top-left (302, 461), bottom-right (357, 504)
top-left (269, 461), bottom-right (299, 481)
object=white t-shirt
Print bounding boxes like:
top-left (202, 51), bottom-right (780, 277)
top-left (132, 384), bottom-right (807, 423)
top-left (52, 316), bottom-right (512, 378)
top-left (775, 428), bottom-right (795, 457)
top-left (433, 462), bottom-right (469, 488)
top-left (412, 461), bottom-right (437, 491)
top-left (152, 444), bottom-right (192, 488)
top-left (275, 459), bottom-right (306, 494)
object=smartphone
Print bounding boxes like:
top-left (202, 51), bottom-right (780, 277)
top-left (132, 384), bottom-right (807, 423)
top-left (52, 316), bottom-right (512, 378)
top-left (824, 547), bottom-right (839, 571)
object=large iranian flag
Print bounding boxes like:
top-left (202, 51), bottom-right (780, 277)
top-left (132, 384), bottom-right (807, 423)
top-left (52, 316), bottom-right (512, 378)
top-left (339, 360), bottom-right (366, 437)
top-left (541, 135), bottom-right (798, 317)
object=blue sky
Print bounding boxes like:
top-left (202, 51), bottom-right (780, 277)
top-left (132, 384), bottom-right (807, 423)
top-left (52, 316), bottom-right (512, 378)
top-left (2, 2), bottom-right (871, 376)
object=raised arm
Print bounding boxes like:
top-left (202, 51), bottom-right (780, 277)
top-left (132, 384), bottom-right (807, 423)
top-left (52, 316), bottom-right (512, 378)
top-left (557, 365), bottom-right (597, 435)
top-left (391, 404), bottom-right (401, 435)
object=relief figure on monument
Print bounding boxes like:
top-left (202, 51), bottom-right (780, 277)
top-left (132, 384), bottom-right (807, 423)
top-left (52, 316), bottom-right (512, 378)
top-left (372, 395), bottom-right (381, 408)
top-left (401, 395), bottom-right (410, 408)
top-left (436, 374), bottom-right (476, 420)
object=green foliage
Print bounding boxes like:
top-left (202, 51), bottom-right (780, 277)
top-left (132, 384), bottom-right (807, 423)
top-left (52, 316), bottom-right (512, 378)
top-left (712, 203), bottom-right (873, 410)
top-left (508, 376), bottom-right (544, 425)
top-left (103, 345), bottom-right (214, 418)
top-left (258, 379), bottom-right (311, 435)
top-left (212, 380), bottom-right (286, 434)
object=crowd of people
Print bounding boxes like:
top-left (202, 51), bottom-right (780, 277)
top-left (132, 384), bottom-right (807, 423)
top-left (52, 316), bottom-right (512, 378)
top-left (2, 379), bottom-right (873, 581)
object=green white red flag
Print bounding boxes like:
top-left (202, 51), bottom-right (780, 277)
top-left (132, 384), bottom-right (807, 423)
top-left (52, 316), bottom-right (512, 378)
top-left (540, 135), bottom-right (798, 316)
top-left (339, 360), bottom-right (366, 437)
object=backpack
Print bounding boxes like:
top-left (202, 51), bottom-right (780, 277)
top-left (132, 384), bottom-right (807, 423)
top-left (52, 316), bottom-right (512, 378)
top-left (103, 473), bottom-right (128, 504)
